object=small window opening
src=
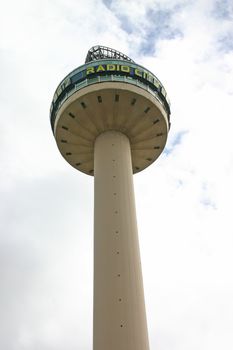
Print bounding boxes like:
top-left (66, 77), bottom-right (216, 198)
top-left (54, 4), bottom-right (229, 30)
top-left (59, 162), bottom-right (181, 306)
top-left (68, 112), bottom-right (75, 118)
top-left (131, 98), bottom-right (136, 105)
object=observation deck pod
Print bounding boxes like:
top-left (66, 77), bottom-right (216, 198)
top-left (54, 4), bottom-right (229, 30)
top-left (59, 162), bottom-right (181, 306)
top-left (50, 46), bottom-right (171, 175)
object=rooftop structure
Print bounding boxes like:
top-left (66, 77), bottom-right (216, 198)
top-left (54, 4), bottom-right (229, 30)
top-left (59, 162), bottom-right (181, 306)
top-left (85, 45), bottom-right (135, 63)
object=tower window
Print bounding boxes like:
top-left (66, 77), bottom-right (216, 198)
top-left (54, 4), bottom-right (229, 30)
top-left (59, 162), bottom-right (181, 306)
top-left (68, 112), bottom-right (75, 118)
top-left (115, 94), bottom-right (119, 102)
top-left (97, 96), bottom-right (102, 103)
top-left (131, 98), bottom-right (136, 105)
top-left (81, 102), bottom-right (86, 109)
top-left (62, 126), bottom-right (68, 130)
top-left (144, 107), bottom-right (150, 113)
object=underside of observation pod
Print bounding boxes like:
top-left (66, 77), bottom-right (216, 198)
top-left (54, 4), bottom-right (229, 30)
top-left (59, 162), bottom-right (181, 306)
top-left (50, 46), bottom-right (171, 175)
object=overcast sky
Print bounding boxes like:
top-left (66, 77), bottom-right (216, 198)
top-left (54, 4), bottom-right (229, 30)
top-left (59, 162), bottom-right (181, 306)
top-left (1, 0), bottom-right (233, 349)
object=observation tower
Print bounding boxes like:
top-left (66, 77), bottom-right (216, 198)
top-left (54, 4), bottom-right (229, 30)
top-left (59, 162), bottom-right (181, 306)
top-left (50, 45), bottom-right (171, 350)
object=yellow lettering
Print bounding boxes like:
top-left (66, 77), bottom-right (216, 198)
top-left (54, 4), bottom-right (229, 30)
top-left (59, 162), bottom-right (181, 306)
top-left (86, 67), bottom-right (95, 75)
top-left (121, 65), bottom-right (130, 73)
top-left (96, 65), bottom-right (105, 72)
top-left (116, 65), bottom-right (120, 71)
top-left (135, 68), bottom-right (142, 77)
top-left (106, 64), bottom-right (116, 71)
top-left (143, 71), bottom-right (148, 79)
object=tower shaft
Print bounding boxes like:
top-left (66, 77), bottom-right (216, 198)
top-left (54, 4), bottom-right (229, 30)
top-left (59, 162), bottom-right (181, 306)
top-left (94, 131), bottom-right (149, 350)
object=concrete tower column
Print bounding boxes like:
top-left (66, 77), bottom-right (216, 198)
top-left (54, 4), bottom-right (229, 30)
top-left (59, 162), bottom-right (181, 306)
top-left (94, 130), bottom-right (149, 350)
top-left (51, 46), bottom-right (171, 350)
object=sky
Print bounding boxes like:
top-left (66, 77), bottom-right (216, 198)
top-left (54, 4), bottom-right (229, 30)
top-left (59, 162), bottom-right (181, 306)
top-left (0, 0), bottom-right (233, 349)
